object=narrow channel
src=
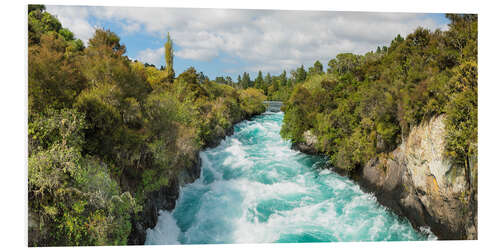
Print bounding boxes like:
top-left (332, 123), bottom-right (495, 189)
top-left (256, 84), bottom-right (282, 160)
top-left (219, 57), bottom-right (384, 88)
top-left (145, 112), bottom-right (435, 244)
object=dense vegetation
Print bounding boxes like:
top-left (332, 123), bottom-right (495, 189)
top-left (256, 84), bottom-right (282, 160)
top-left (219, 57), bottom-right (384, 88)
top-left (281, 14), bottom-right (477, 194)
top-left (213, 61), bottom-right (325, 101)
top-left (28, 5), bottom-right (265, 246)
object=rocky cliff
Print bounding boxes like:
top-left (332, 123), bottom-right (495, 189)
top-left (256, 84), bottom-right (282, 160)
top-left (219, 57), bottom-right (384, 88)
top-left (293, 115), bottom-right (477, 240)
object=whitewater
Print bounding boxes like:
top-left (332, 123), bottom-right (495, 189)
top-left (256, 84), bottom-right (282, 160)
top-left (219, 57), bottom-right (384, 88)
top-left (145, 112), bottom-right (435, 244)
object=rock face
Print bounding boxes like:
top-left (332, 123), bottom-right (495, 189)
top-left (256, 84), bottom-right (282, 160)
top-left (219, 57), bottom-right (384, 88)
top-left (355, 115), bottom-right (477, 240)
top-left (292, 116), bottom-right (477, 240)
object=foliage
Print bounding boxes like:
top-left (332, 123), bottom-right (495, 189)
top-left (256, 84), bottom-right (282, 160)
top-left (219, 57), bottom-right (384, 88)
top-left (444, 60), bottom-right (478, 190)
top-left (281, 86), bottom-right (314, 142)
top-left (28, 33), bottom-right (87, 114)
top-left (164, 33), bottom-right (175, 83)
top-left (308, 60), bottom-right (324, 76)
top-left (28, 108), bottom-right (140, 246)
top-left (238, 88), bottom-right (267, 116)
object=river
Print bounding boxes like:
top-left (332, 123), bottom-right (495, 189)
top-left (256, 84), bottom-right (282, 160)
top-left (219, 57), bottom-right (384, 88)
top-left (145, 112), bottom-right (435, 244)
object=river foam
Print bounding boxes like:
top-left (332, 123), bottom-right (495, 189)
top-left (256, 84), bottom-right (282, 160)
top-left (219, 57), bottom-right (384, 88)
top-left (145, 112), bottom-right (434, 244)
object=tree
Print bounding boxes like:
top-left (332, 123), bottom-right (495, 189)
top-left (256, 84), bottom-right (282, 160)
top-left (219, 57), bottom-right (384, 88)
top-left (296, 65), bottom-right (307, 82)
top-left (88, 29), bottom-right (125, 56)
top-left (271, 76), bottom-right (279, 92)
top-left (445, 60), bottom-right (477, 190)
top-left (85, 29), bottom-right (151, 101)
top-left (144, 62), bottom-right (156, 68)
top-left (225, 76), bottom-right (233, 87)
top-left (28, 33), bottom-right (86, 114)
top-left (177, 67), bottom-right (198, 84)
top-left (28, 6), bottom-right (64, 45)
top-left (390, 34), bottom-right (404, 49)
top-left (445, 14), bottom-right (477, 61)
top-left (164, 32), bottom-right (175, 83)
top-left (254, 70), bottom-right (264, 90)
top-left (280, 86), bottom-right (314, 142)
top-left (330, 53), bottom-right (362, 76)
top-left (28, 4), bottom-right (45, 13)
top-left (279, 70), bottom-right (287, 86)
top-left (237, 75), bottom-right (242, 88)
top-left (215, 76), bottom-right (226, 84)
top-left (198, 71), bottom-right (209, 84)
top-left (264, 72), bottom-right (272, 86)
top-left (241, 72), bottom-right (251, 89)
top-left (309, 60), bottom-right (324, 75)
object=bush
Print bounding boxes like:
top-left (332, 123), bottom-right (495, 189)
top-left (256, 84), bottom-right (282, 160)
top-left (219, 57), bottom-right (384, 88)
top-left (238, 88), bottom-right (266, 116)
top-left (28, 108), bottom-right (139, 246)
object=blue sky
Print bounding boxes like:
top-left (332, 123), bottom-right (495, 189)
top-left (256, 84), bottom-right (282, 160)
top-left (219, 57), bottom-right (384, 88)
top-left (46, 6), bottom-right (450, 80)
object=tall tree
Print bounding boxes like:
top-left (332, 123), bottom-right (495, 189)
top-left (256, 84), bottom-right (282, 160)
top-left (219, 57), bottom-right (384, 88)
top-left (309, 60), bottom-right (324, 75)
top-left (215, 76), bottom-right (226, 84)
top-left (296, 65), bottom-right (307, 82)
top-left (198, 71), bottom-right (209, 84)
top-left (279, 70), bottom-right (287, 86)
top-left (225, 76), bottom-right (233, 87)
top-left (237, 75), bottom-right (242, 88)
top-left (255, 70), bottom-right (264, 90)
top-left (241, 72), bottom-right (251, 89)
top-left (264, 72), bottom-right (272, 86)
top-left (164, 32), bottom-right (175, 83)
top-left (271, 76), bottom-right (279, 92)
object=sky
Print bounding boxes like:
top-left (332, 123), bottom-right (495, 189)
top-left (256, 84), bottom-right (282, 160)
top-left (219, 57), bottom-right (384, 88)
top-left (45, 5), bottom-right (450, 80)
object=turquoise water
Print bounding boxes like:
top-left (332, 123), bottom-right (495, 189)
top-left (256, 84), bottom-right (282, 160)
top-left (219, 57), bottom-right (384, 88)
top-left (145, 112), bottom-right (435, 244)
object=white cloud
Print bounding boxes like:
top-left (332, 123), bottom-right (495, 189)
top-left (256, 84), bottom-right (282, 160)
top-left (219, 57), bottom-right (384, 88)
top-left (176, 48), bottom-right (219, 61)
top-left (136, 47), bottom-right (164, 66)
top-left (45, 6), bottom-right (447, 75)
top-left (120, 21), bottom-right (141, 34)
top-left (46, 5), bottom-right (95, 45)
